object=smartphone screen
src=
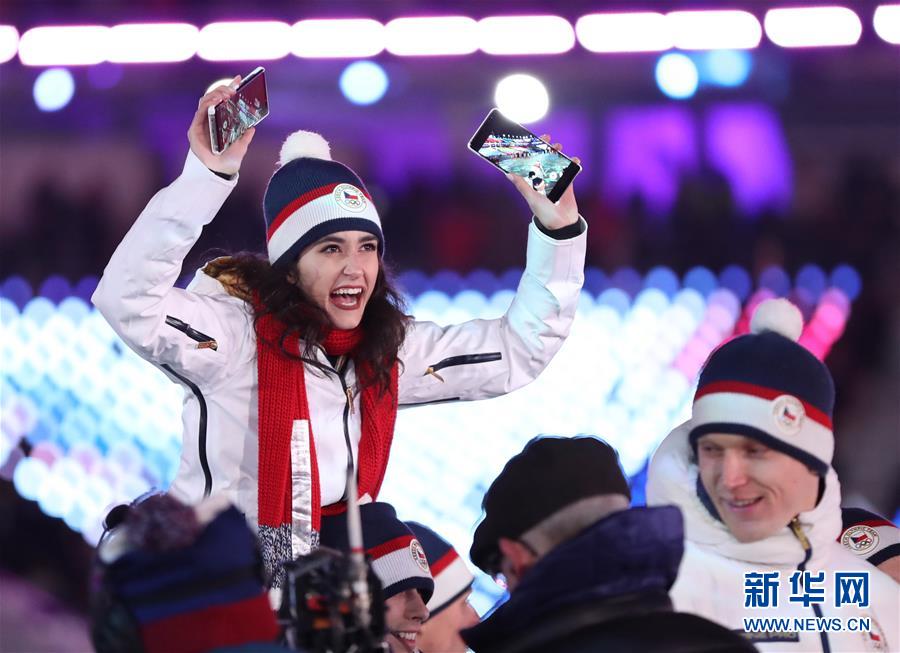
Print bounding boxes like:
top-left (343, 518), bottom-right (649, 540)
top-left (209, 67), bottom-right (269, 155)
top-left (468, 109), bottom-right (581, 202)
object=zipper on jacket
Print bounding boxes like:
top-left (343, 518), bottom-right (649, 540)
top-left (165, 315), bottom-right (218, 350)
top-left (333, 356), bottom-right (356, 497)
top-left (424, 352), bottom-right (502, 382)
top-left (161, 364), bottom-right (212, 498)
top-left (789, 517), bottom-right (832, 653)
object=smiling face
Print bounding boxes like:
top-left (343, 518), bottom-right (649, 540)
top-left (696, 433), bottom-right (820, 543)
top-left (384, 589), bottom-right (429, 653)
top-left (417, 590), bottom-right (479, 653)
top-left (293, 231), bottom-right (380, 330)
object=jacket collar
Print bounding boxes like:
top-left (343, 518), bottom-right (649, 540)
top-left (646, 421), bottom-right (842, 567)
top-left (462, 506), bottom-right (683, 652)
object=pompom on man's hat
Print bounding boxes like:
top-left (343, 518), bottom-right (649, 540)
top-left (689, 298), bottom-right (835, 475)
top-left (263, 130), bottom-right (383, 268)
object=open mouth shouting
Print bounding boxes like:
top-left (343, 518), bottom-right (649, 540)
top-left (330, 285), bottom-right (365, 311)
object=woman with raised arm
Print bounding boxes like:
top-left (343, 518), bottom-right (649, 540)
top-left (93, 78), bottom-right (587, 584)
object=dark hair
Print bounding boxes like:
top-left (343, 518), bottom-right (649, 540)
top-left (203, 252), bottom-right (409, 395)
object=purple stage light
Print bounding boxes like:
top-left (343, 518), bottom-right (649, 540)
top-left (584, 268), bottom-right (608, 295)
top-left (758, 265), bottom-right (791, 296)
top-left (292, 19), bottom-right (384, 58)
top-left (385, 16), bottom-right (478, 56)
top-left (19, 25), bottom-right (108, 66)
top-left (705, 103), bottom-right (792, 216)
top-left (0, 25), bottom-right (17, 64)
top-left (38, 276), bottom-right (72, 304)
top-left (197, 21), bottom-right (291, 61)
top-left (667, 10), bottom-right (762, 50)
top-left (464, 269), bottom-right (500, 295)
top-left (874, 5), bottom-right (900, 44)
top-left (604, 106), bottom-right (697, 215)
top-left (611, 267), bottom-right (643, 298)
top-left (819, 288), bottom-right (851, 319)
top-left (430, 270), bottom-right (465, 295)
top-left (830, 264), bottom-right (862, 301)
top-left (107, 23), bottom-right (197, 63)
top-left (398, 271), bottom-right (430, 298)
top-left (1, 276), bottom-right (33, 309)
top-left (643, 266), bottom-right (680, 298)
top-left (795, 264), bottom-right (827, 301)
top-left (719, 265), bottom-right (752, 301)
top-left (683, 266), bottom-right (717, 297)
top-left (87, 62), bottom-right (124, 89)
top-left (764, 7), bottom-right (862, 48)
top-left (477, 15), bottom-right (575, 55)
top-left (576, 12), bottom-right (671, 53)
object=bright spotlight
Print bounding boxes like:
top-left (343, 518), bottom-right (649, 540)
top-left (339, 60), bottom-right (389, 105)
top-left (655, 53), bottom-right (699, 100)
top-left (33, 68), bottom-right (75, 112)
top-left (494, 73), bottom-right (549, 124)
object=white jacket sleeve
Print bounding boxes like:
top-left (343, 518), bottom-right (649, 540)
top-left (398, 218), bottom-right (586, 405)
top-left (91, 150), bottom-right (254, 391)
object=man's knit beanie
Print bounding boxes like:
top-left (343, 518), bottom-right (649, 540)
top-left (406, 521), bottom-right (474, 617)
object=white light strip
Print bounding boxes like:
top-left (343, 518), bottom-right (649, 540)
top-left (576, 12), bottom-right (672, 53)
top-left (197, 21), bottom-right (291, 61)
top-left (0, 25), bottom-right (18, 64)
top-left (292, 18), bottom-right (384, 58)
top-left (19, 25), bottom-right (109, 65)
top-left (667, 10), bottom-right (762, 50)
top-left (107, 23), bottom-right (197, 63)
top-left (477, 15), bottom-right (575, 55)
top-left (874, 5), bottom-right (900, 44)
top-left (764, 6), bottom-right (862, 47)
top-left (385, 16), bottom-right (478, 56)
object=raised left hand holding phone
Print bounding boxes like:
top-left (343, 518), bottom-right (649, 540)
top-left (507, 135), bottom-right (580, 231)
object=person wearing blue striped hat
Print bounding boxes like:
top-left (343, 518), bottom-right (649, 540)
top-left (406, 522), bottom-right (479, 653)
top-left (320, 502), bottom-right (433, 653)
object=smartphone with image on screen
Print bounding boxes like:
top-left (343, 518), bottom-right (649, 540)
top-left (207, 67), bottom-right (269, 155)
top-left (468, 108), bottom-right (581, 203)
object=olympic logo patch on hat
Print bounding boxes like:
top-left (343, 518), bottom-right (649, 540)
top-left (410, 539), bottom-right (430, 573)
top-left (333, 183), bottom-right (367, 213)
top-left (841, 524), bottom-right (880, 556)
top-left (772, 395), bottom-right (805, 436)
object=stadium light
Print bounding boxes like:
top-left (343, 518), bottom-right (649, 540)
top-left (33, 68), bottom-right (76, 112)
top-left (494, 73), bottom-right (550, 123)
top-left (385, 16), bottom-right (478, 56)
top-left (764, 7), bottom-right (862, 47)
top-left (340, 60), bottom-right (389, 105)
top-left (874, 5), bottom-right (900, 44)
top-left (0, 25), bottom-right (17, 64)
top-left (477, 15), bottom-right (575, 55)
top-left (655, 53), bottom-right (699, 100)
top-left (19, 25), bottom-right (108, 66)
top-left (107, 23), bottom-right (197, 63)
top-left (292, 19), bottom-right (384, 58)
top-left (197, 21), bottom-right (291, 61)
top-left (667, 10), bottom-right (762, 50)
top-left (576, 12), bottom-right (672, 52)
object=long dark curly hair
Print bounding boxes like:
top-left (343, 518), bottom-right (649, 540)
top-left (203, 253), bottom-right (409, 395)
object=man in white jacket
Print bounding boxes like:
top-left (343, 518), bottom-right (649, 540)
top-left (648, 299), bottom-right (899, 652)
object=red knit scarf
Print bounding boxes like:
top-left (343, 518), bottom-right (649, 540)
top-left (255, 313), bottom-right (399, 570)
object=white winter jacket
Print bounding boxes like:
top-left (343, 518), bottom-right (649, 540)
top-left (92, 150), bottom-right (586, 557)
top-left (647, 422), bottom-right (899, 652)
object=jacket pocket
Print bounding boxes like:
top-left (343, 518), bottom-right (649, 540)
top-left (424, 352), bottom-right (502, 382)
top-left (165, 315), bottom-right (218, 350)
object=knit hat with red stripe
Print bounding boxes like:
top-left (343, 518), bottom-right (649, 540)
top-left (319, 502), bottom-right (433, 602)
top-left (263, 131), bottom-right (383, 268)
top-left (406, 522), bottom-right (474, 617)
top-left (689, 298), bottom-right (835, 476)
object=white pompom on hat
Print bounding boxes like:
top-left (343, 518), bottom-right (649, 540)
top-left (277, 130), bottom-right (331, 166)
top-left (750, 298), bottom-right (804, 341)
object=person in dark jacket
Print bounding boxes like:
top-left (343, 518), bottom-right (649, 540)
top-left (462, 435), bottom-right (758, 653)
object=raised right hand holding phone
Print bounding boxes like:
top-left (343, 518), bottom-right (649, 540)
top-left (188, 76), bottom-right (255, 177)
top-left (506, 134), bottom-right (581, 231)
